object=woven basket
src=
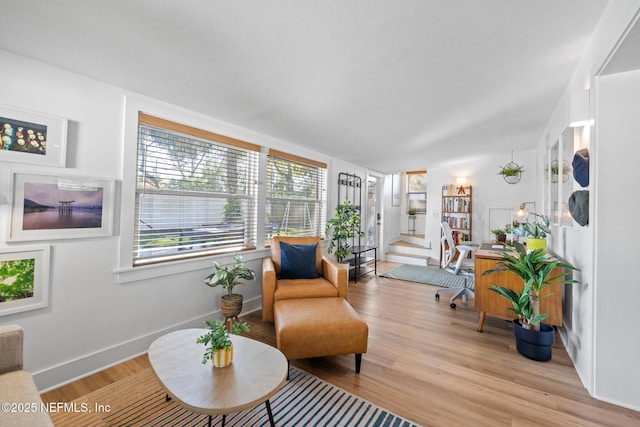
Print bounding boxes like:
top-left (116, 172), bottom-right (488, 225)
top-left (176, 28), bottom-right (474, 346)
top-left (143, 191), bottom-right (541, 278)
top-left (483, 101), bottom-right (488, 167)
top-left (220, 294), bottom-right (243, 318)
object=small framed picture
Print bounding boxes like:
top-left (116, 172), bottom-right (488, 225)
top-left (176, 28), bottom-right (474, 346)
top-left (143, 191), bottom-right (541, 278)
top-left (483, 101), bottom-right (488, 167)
top-left (0, 105), bottom-right (67, 167)
top-left (8, 172), bottom-right (115, 241)
top-left (0, 245), bottom-right (50, 316)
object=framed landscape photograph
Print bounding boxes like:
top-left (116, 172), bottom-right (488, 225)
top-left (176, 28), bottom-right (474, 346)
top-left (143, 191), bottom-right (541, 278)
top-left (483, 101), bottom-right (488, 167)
top-left (0, 105), bottom-right (67, 167)
top-left (8, 172), bottom-right (115, 241)
top-left (0, 245), bottom-right (50, 316)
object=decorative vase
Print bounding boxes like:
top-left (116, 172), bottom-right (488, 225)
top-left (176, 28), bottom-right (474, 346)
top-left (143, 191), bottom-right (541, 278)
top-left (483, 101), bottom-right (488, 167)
top-left (212, 343), bottom-right (233, 368)
top-left (496, 233), bottom-right (506, 243)
top-left (526, 237), bottom-right (547, 253)
top-left (513, 320), bottom-right (554, 361)
top-left (220, 294), bottom-right (243, 318)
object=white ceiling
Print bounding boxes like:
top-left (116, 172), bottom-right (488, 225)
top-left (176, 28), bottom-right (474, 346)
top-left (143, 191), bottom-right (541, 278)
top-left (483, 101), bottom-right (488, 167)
top-left (0, 1), bottom-right (610, 173)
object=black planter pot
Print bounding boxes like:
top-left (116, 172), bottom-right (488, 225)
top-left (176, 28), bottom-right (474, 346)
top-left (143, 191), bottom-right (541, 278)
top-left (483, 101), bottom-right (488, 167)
top-left (513, 320), bottom-right (554, 362)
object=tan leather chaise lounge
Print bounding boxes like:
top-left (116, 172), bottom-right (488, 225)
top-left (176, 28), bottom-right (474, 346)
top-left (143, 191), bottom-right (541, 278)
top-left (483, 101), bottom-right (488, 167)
top-left (262, 236), bottom-right (368, 373)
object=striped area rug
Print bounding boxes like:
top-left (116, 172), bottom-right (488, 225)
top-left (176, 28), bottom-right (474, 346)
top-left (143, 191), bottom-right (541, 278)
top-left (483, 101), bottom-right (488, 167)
top-left (49, 366), bottom-right (420, 426)
top-left (380, 264), bottom-right (474, 289)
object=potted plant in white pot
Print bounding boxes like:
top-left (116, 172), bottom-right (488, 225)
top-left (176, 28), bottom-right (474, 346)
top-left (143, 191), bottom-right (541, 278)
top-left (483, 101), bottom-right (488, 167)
top-left (325, 200), bottom-right (365, 268)
top-left (522, 213), bottom-right (551, 252)
top-left (483, 242), bottom-right (577, 361)
top-left (196, 319), bottom-right (250, 367)
top-left (204, 253), bottom-right (256, 320)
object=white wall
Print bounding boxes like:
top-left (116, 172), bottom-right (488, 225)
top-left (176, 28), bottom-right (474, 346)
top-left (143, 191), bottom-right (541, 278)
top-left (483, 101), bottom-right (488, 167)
top-left (0, 50), bottom-right (366, 391)
top-left (535, 1), bottom-right (640, 411)
top-left (421, 150), bottom-right (537, 262)
top-left (594, 69), bottom-right (640, 408)
top-left (379, 153), bottom-right (536, 266)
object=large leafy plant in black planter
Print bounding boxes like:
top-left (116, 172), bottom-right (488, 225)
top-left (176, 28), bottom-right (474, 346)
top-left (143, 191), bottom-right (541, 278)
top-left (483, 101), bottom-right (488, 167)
top-left (325, 200), bottom-right (365, 263)
top-left (483, 242), bottom-right (577, 361)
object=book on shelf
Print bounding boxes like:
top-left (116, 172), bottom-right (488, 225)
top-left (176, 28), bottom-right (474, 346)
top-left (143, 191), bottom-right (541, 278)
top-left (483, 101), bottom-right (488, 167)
top-left (442, 184), bottom-right (456, 196)
top-left (452, 230), bottom-right (471, 244)
top-left (443, 216), bottom-right (469, 229)
top-left (443, 198), bottom-right (470, 213)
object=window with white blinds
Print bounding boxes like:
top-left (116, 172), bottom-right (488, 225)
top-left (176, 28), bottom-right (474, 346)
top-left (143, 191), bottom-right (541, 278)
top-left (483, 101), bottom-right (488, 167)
top-left (406, 170), bottom-right (427, 214)
top-left (265, 150), bottom-right (327, 244)
top-left (134, 113), bottom-right (259, 265)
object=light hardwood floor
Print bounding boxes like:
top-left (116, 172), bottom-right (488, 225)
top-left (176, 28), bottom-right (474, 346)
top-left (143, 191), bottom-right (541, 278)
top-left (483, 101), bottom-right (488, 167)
top-left (43, 262), bottom-right (640, 426)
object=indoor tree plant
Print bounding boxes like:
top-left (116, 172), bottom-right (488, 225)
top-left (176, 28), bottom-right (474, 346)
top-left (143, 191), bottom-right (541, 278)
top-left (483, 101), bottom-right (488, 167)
top-left (483, 241), bottom-right (577, 361)
top-left (204, 253), bottom-right (256, 320)
top-left (325, 200), bottom-right (365, 263)
top-left (522, 213), bottom-right (551, 252)
top-left (196, 319), bottom-right (250, 367)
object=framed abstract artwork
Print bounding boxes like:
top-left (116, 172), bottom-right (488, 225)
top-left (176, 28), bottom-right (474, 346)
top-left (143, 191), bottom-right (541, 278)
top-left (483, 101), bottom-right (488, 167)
top-left (8, 172), bottom-right (115, 241)
top-left (0, 245), bottom-right (50, 316)
top-left (0, 105), bottom-right (67, 167)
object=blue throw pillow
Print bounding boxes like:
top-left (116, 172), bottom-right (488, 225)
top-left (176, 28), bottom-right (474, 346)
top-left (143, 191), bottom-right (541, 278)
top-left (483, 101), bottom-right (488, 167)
top-left (279, 242), bottom-right (319, 279)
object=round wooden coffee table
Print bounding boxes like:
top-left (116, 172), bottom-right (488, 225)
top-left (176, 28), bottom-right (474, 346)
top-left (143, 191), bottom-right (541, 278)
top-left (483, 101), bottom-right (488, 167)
top-left (148, 329), bottom-right (288, 427)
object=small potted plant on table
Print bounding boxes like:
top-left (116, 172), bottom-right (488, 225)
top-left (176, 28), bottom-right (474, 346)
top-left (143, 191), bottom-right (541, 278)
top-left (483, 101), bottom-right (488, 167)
top-left (196, 319), bottom-right (250, 367)
top-left (204, 253), bottom-right (256, 323)
top-left (490, 228), bottom-right (506, 243)
top-left (483, 242), bottom-right (577, 361)
top-left (523, 213), bottom-right (551, 252)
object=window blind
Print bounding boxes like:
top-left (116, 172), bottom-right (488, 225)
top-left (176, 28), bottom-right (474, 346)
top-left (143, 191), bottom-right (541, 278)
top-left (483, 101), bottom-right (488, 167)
top-left (134, 115), bottom-right (259, 265)
top-left (265, 150), bottom-right (327, 244)
top-left (407, 170), bottom-right (427, 213)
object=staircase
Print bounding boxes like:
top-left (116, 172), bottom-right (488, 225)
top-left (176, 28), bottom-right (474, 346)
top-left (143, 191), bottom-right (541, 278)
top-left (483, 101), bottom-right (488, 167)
top-left (386, 233), bottom-right (435, 266)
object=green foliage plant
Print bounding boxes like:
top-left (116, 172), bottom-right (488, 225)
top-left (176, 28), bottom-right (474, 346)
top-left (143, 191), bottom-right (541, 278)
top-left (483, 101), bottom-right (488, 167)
top-left (490, 228), bottom-right (506, 235)
top-left (498, 165), bottom-right (524, 177)
top-left (196, 320), bottom-right (250, 364)
top-left (522, 213), bottom-right (551, 238)
top-left (325, 200), bottom-right (365, 262)
top-left (483, 242), bottom-right (578, 331)
top-left (204, 253), bottom-right (256, 296)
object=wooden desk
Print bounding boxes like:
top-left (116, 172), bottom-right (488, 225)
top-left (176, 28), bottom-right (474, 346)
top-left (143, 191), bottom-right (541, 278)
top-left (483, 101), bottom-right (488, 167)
top-left (474, 244), bottom-right (563, 332)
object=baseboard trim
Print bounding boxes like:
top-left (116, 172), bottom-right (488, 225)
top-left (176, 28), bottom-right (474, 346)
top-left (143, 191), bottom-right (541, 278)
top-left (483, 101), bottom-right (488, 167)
top-left (34, 296), bottom-right (262, 393)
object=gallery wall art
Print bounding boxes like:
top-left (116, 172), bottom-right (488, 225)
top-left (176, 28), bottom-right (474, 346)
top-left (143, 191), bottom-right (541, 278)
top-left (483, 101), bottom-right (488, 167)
top-left (8, 172), bottom-right (115, 241)
top-left (0, 105), bottom-right (67, 167)
top-left (0, 245), bottom-right (50, 316)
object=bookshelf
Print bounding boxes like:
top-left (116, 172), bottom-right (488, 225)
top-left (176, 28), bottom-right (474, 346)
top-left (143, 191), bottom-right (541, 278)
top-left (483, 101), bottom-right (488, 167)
top-left (441, 184), bottom-right (472, 245)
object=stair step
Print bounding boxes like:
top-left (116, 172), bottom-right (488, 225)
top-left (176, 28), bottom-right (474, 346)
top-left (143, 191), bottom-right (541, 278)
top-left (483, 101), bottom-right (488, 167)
top-left (390, 240), bottom-right (424, 248)
top-left (387, 251), bottom-right (430, 260)
top-left (400, 232), bottom-right (425, 239)
top-left (386, 251), bottom-right (431, 266)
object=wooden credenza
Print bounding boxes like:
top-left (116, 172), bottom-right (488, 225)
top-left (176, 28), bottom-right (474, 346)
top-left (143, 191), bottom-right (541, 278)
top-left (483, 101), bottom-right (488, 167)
top-left (474, 244), bottom-right (563, 332)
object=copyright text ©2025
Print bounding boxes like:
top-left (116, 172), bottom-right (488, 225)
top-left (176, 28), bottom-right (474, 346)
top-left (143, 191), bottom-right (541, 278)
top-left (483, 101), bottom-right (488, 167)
top-left (2, 401), bottom-right (111, 414)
